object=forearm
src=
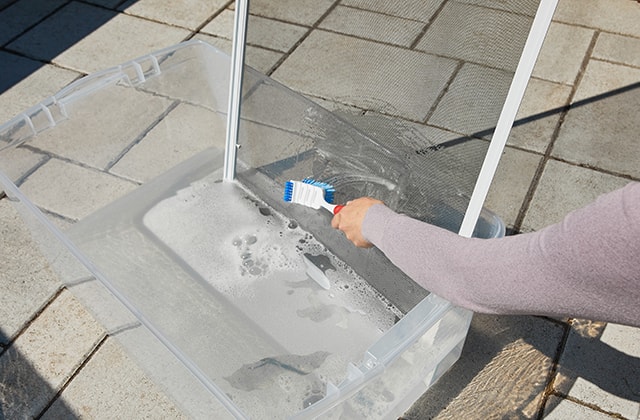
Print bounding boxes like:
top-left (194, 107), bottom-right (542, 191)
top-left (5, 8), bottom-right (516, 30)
top-left (362, 183), bottom-right (640, 327)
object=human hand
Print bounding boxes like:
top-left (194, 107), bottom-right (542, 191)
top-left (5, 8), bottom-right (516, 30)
top-left (331, 197), bottom-right (383, 248)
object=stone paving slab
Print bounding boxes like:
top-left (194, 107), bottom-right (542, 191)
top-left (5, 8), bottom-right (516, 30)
top-left (341, 0), bottom-right (444, 22)
top-left (507, 77), bottom-right (572, 154)
top-left (552, 60), bottom-right (640, 179)
top-left (415, 2), bottom-right (532, 71)
top-left (6, 1), bottom-right (190, 74)
top-left (531, 21), bottom-right (594, 85)
top-left (593, 33), bottom-right (640, 69)
top-left (553, 0), bottom-right (640, 37)
top-left (403, 314), bottom-right (565, 419)
top-left (543, 396), bottom-right (618, 419)
top-left (319, 5), bottom-right (424, 47)
top-left (522, 159), bottom-right (630, 231)
top-left (193, 33), bottom-right (283, 74)
top-left (485, 147), bottom-right (541, 228)
top-left (0, 201), bottom-right (60, 345)
top-left (273, 30), bottom-right (458, 121)
top-left (29, 86), bottom-right (174, 170)
top-left (0, 52), bottom-right (80, 123)
top-left (554, 322), bottom-right (640, 419)
top-left (0, 289), bottom-right (104, 417)
top-left (40, 336), bottom-right (186, 418)
top-left (118, 0), bottom-right (227, 31)
top-left (0, 0), bottom-right (66, 46)
top-left (19, 159), bottom-right (137, 221)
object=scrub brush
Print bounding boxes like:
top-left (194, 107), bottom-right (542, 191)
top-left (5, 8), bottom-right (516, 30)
top-left (283, 178), bottom-right (345, 214)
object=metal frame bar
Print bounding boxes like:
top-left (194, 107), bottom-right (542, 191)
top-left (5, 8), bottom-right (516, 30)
top-left (223, 0), bottom-right (250, 181)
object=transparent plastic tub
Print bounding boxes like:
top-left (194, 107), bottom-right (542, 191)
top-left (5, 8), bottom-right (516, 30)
top-left (0, 41), bottom-right (504, 418)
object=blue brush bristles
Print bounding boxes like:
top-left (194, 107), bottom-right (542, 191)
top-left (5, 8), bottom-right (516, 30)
top-left (283, 178), bottom-right (335, 203)
top-left (303, 178), bottom-right (335, 203)
top-left (283, 181), bottom-right (294, 202)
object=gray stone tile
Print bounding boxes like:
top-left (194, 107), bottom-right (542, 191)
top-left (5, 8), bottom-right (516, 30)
top-left (531, 22), bottom-right (594, 85)
top-left (543, 395), bottom-right (616, 419)
top-left (521, 160), bottom-right (629, 231)
top-left (0, 200), bottom-right (61, 344)
top-left (507, 78), bottom-right (572, 153)
top-left (404, 314), bottom-right (564, 419)
top-left (415, 2), bottom-right (532, 71)
top-left (0, 0), bottom-right (67, 46)
top-left (552, 61), bottom-right (640, 179)
top-left (111, 103), bottom-right (226, 183)
top-left (554, 0), bottom-right (640, 37)
top-left (0, 289), bottom-right (104, 418)
top-left (0, 52), bottom-right (80, 123)
top-left (0, 147), bottom-right (47, 185)
top-left (119, 0), bottom-right (227, 31)
top-left (341, 0), bottom-right (443, 21)
top-left (41, 337), bottom-right (185, 418)
top-left (485, 147), bottom-right (541, 228)
top-left (319, 6), bottom-right (424, 47)
top-left (593, 33), bottom-right (640, 69)
top-left (273, 30), bottom-right (458, 121)
top-left (428, 63), bottom-right (512, 137)
top-left (200, 8), bottom-right (234, 39)
top-left (30, 86), bottom-right (173, 170)
top-left (553, 322), bottom-right (640, 419)
top-left (246, 14), bottom-right (309, 53)
top-left (193, 33), bottom-right (283, 74)
top-left (245, 0), bottom-right (335, 26)
top-left (7, 2), bottom-right (190, 74)
top-left (456, 0), bottom-right (540, 16)
top-left (83, 0), bottom-right (122, 8)
top-left (19, 159), bottom-right (138, 221)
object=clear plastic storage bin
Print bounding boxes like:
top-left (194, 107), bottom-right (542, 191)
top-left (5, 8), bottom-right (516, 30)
top-left (0, 41), bottom-right (504, 418)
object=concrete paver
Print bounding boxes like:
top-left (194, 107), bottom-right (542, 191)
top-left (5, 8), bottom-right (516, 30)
top-left (0, 289), bottom-right (103, 417)
top-left (40, 337), bottom-right (186, 418)
top-left (7, 1), bottom-right (190, 74)
top-left (29, 87), bottom-right (173, 170)
top-left (522, 160), bottom-right (629, 231)
top-left (543, 396), bottom-right (617, 419)
top-left (273, 30), bottom-right (458, 120)
top-left (593, 32), bottom-right (640, 69)
top-left (531, 21), bottom-right (594, 85)
top-left (553, 0), bottom-right (640, 37)
top-left (0, 52), bottom-right (80, 123)
top-left (0, 0), bottom-right (66, 46)
top-left (319, 5), bottom-right (424, 47)
top-left (20, 159), bottom-right (137, 221)
top-left (553, 322), bottom-right (640, 419)
top-left (403, 314), bottom-right (566, 419)
top-left (485, 147), bottom-right (541, 228)
top-left (507, 77), bottom-right (573, 154)
top-left (118, 0), bottom-right (227, 31)
top-left (0, 200), bottom-right (60, 344)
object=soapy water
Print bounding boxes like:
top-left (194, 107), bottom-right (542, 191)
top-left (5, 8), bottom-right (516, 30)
top-left (141, 171), bottom-right (405, 415)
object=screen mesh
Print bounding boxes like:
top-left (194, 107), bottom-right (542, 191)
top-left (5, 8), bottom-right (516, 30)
top-left (234, 0), bottom-right (546, 310)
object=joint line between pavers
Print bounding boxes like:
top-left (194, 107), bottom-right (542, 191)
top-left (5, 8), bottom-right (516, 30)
top-left (34, 333), bottom-right (109, 419)
top-left (0, 286), bottom-right (66, 358)
top-left (512, 30), bottom-right (600, 233)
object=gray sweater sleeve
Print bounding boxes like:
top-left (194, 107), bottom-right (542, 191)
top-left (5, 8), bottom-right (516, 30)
top-left (361, 182), bottom-right (640, 327)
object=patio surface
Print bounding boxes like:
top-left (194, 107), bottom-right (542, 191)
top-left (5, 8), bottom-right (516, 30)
top-left (1, 0), bottom-right (639, 418)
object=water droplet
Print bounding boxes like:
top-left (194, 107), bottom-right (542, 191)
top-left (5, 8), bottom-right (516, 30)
top-left (232, 237), bottom-right (242, 247)
top-left (288, 220), bottom-right (298, 229)
top-left (241, 252), bottom-right (252, 260)
top-left (249, 266), bottom-right (262, 275)
top-left (259, 207), bottom-right (271, 216)
top-left (243, 235), bottom-right (257, 245)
